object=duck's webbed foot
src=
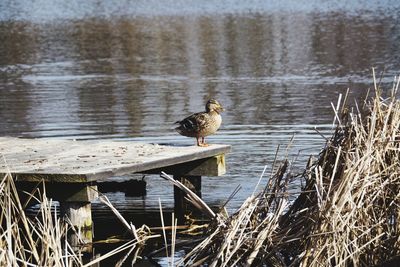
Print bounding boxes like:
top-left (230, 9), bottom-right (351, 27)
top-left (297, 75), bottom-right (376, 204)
top-left (198, 143), bottom-right (209, 147)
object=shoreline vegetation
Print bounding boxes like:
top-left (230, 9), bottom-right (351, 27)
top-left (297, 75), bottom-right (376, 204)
top-left (1, 74), bottom-right (400, 266)
top-left (178, 74), bottom-right (400, 266)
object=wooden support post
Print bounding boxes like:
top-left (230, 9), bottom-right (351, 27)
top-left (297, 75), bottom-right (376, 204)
top-left (58, 184), bottom-right (98, 253)
top-left (60, 202), bottom-right (93, 253)
top-left (164, 155), bottom-right (226, 224)
top-left (173, 175), bottom-right (201, 224)
top-left (15, 181), bottom-right (98, 253)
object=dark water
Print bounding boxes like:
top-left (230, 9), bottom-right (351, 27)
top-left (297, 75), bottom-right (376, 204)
top-left (1, 0), bottom-right (400, 226)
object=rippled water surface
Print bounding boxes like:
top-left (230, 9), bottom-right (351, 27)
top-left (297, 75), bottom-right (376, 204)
top-left (1, 1), bottom-right (400, 217)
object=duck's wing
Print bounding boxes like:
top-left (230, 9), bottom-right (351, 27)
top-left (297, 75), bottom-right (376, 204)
top-left (175, 112), bottom-right (208, 133)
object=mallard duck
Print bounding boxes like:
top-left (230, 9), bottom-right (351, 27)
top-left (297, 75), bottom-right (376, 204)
top-left (175, 99), bottom-right (224, 147)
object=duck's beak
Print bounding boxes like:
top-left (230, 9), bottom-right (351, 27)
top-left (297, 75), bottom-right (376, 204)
top-left (218, 106), bottom-right (224, 112)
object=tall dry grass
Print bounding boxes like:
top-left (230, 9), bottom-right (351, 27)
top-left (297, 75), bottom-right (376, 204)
top-left (179, 75), bottom-right (400, 266)
top-left (0, 171), bottom-right (157, 266)
top-left (0, 172), bottom-right (82, 266)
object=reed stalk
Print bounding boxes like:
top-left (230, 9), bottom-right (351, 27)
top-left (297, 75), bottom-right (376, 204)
top-left (0, 172), bottom-right (157, 266)
top-left (0, 173), bottom-right (81, 266)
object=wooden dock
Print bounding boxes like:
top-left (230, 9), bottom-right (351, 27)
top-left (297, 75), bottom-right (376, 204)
top-left (0, 137), bottom-right (231, 251)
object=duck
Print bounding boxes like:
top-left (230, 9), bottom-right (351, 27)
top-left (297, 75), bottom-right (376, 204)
top-left (175, 99), bottom-right (224, 147)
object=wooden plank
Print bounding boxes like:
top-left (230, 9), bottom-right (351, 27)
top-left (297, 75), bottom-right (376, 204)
top-left (145, 154), bottom-right (226, 176)
top-left (0, 137), bottom-right (231, 182)
top-left (14, 173), bottom-right (88, 183)
top-left (55, 184), bottom-right (98, 203)
top-left (15, 182), bottom-right (98, 202)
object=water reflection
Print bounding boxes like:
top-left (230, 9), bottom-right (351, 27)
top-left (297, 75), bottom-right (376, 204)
top-left (1, 2), bottom-right (400, 212)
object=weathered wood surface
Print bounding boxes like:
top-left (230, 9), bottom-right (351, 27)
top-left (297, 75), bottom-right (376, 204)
top-left (0, 137), bottom-right (231, 182)
top-left (144, 154), bottom-right (226, 176)
top-left (60, 202), bottom-right (93, 252)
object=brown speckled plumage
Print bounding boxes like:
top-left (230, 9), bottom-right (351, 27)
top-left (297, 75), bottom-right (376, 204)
top-left (175, 99), bottom-right (224, 146)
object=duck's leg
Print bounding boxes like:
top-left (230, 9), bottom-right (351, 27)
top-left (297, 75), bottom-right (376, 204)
top-left (196, 136), bottom-right (201, 146)
top-left (199, 137), bottom-right (209, 147)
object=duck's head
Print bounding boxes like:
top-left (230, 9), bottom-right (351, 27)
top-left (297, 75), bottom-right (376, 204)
top-left (206, 99), bottom-right (224, 114)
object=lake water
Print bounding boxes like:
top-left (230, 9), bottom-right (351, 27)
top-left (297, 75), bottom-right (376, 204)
top-left (1, 0), bottom-right (400, 225)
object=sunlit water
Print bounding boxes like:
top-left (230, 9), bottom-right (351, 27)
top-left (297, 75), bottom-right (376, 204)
top-left (1, 1), bottom-right (400, 263)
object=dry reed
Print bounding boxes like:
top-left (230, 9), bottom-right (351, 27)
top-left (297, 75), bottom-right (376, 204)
top-left (179, 75), bottom-right (400, 266)
top-left (0, 173), bottom-right (82, 266)
top-left (0, 172), bottom-right (156, 266)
